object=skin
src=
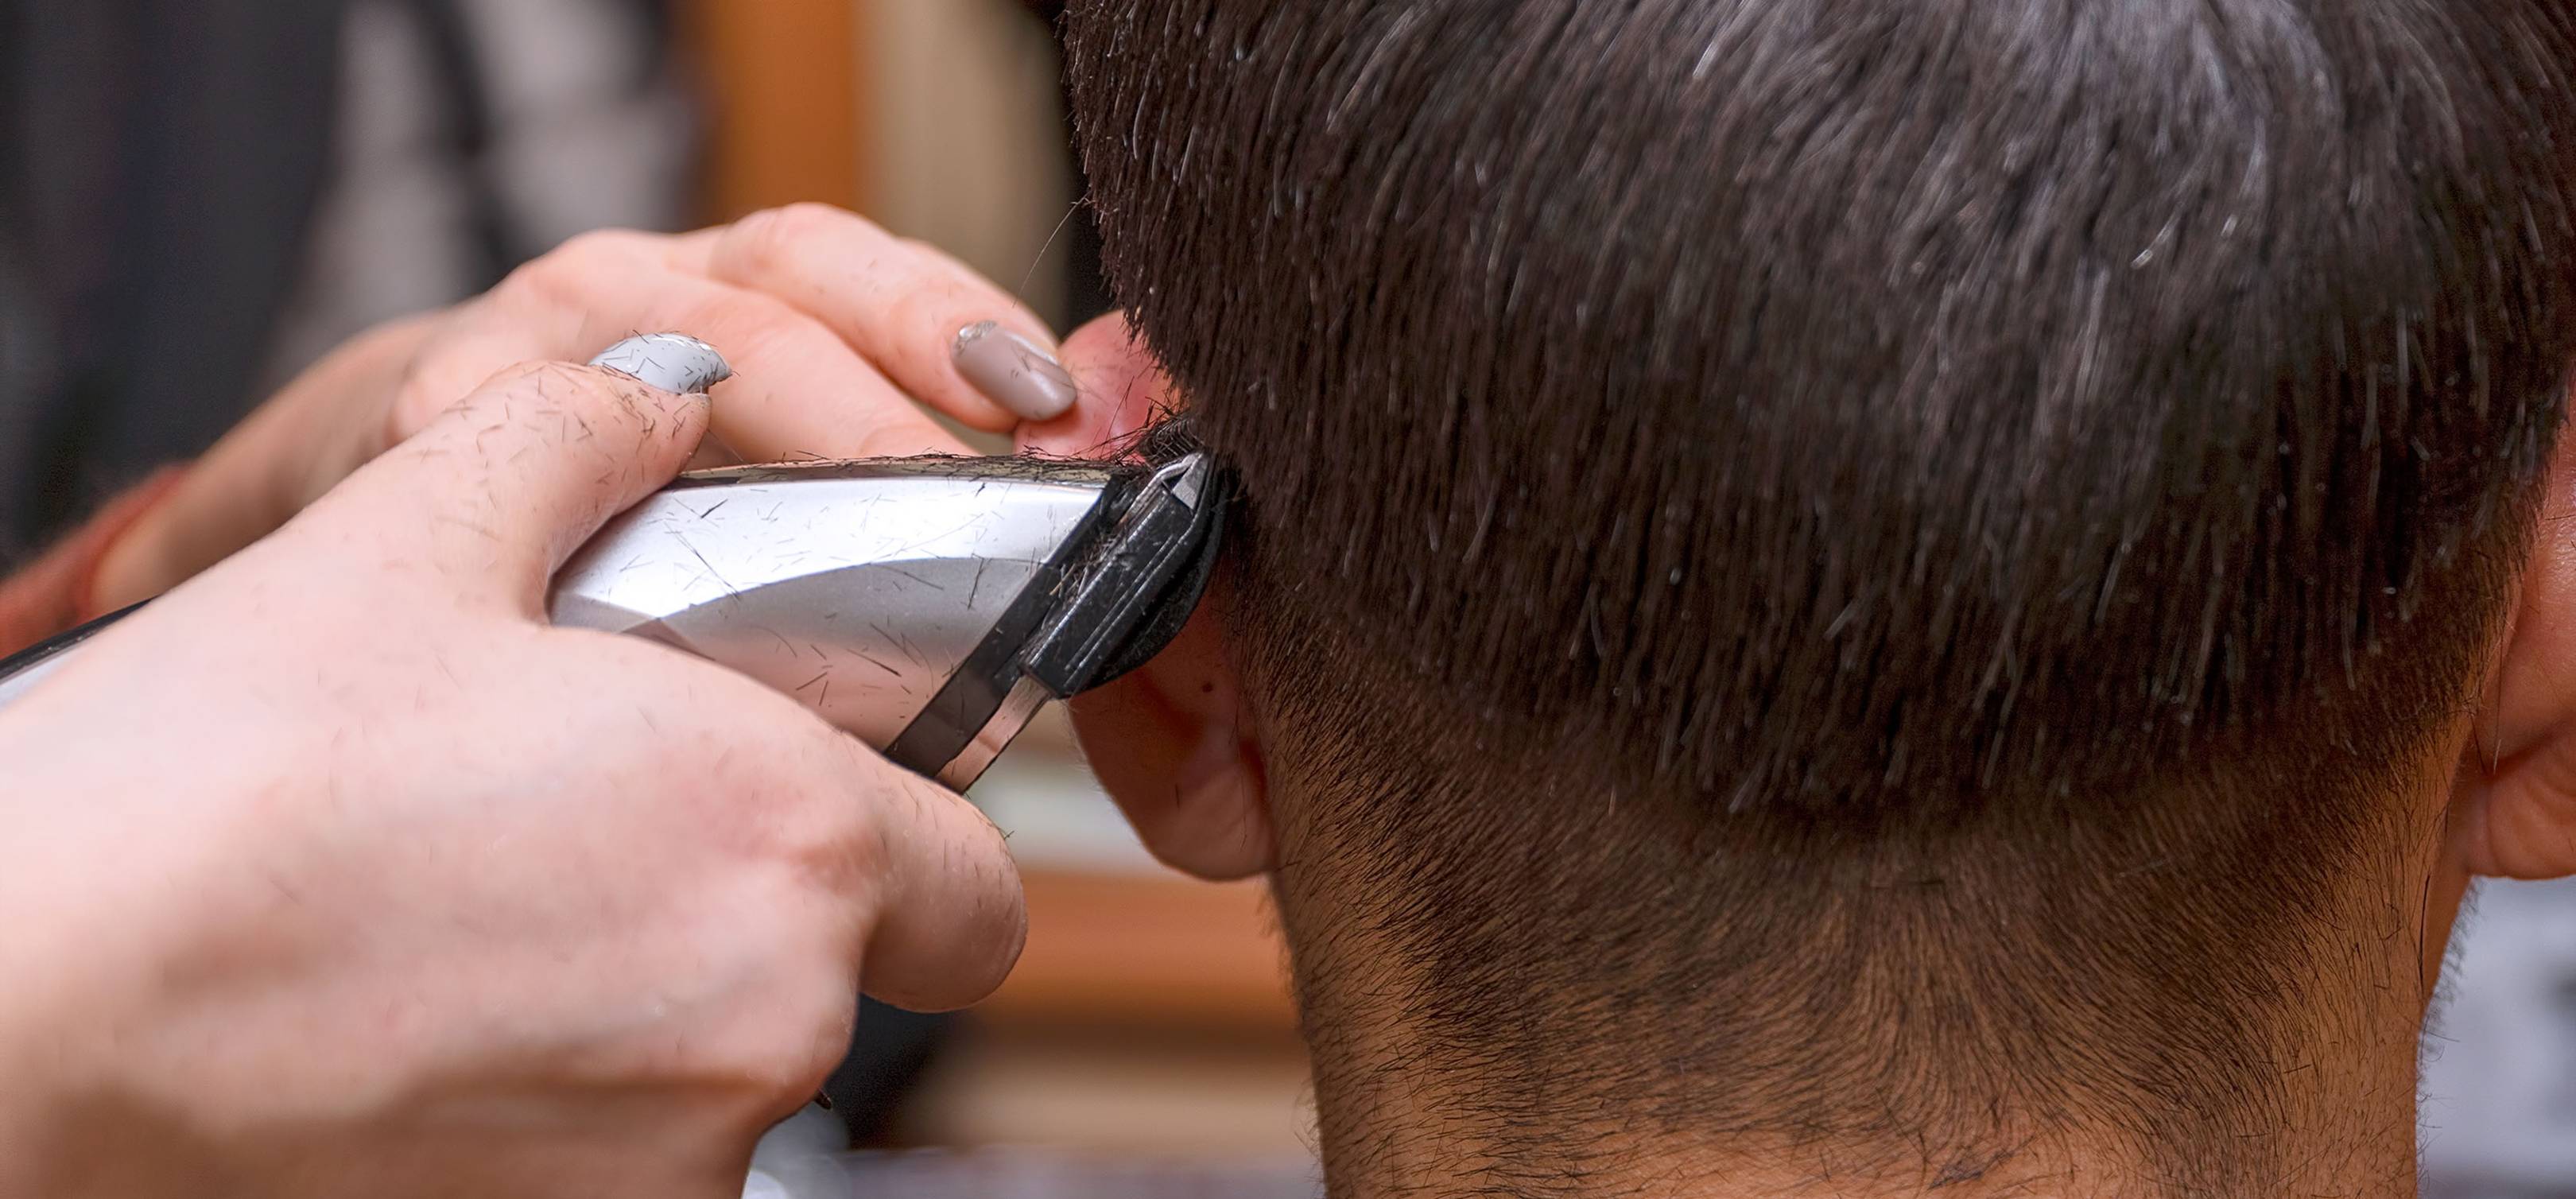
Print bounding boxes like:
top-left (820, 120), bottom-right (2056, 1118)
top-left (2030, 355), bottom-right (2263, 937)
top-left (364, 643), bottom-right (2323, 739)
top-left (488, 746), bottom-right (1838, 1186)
top-left (1034, 316), bottom-right (2576, 1197)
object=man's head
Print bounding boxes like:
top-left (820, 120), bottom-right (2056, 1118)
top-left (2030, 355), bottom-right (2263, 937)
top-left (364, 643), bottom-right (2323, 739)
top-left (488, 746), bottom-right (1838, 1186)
top-left (1034, 1), bottom-right (2576, 1190)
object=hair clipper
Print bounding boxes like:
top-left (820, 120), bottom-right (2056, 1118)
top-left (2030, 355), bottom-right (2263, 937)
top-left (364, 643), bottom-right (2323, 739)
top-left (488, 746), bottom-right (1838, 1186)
top-left (0, 336), bottom-right (1228, 791)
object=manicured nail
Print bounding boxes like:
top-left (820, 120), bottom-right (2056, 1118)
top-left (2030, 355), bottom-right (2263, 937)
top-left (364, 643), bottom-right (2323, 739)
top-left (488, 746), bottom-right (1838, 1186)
top-left (953, 320), bottom-right (1077, 421)
top-left (589, 332), bottom-right (733, 394)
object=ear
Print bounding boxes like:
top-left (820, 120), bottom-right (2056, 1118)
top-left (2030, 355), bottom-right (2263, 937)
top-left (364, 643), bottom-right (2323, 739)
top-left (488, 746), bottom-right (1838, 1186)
top-left (1061, 601), bottom-right (1275, 879)
top-left (2458, 411), bottom-right (2576, 880)
top-left (1018, 315), bottom-right (1277, 880)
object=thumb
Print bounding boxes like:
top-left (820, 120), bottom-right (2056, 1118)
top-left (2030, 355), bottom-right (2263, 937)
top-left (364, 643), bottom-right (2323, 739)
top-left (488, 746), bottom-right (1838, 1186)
top-left (295, 339), bottom-right (726, 614)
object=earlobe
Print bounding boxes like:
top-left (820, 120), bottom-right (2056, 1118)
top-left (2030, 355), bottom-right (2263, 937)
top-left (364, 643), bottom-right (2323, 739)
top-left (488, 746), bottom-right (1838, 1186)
top-left (1065, 603), bottom-right (1277, 880)
top-left (2458, 425), bottom-right (2576, 880)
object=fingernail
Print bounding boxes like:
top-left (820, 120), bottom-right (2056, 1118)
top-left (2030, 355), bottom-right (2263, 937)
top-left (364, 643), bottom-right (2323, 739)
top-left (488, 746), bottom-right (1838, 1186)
top-left (953, 320), bottom-right (1077, 421)
top-left (589, 333), bottom-right (734, 394)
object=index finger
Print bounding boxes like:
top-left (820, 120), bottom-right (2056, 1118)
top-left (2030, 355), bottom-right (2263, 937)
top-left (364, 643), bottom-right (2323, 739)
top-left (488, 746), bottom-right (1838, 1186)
top-left (429, 234), bottom-right (979, 463)
top-left (685, 205), bottom-right (1073, 431)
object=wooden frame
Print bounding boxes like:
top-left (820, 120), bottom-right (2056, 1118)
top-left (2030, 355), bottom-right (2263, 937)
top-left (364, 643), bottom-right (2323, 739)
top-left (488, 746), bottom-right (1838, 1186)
top-left (983, 870), bottom-right (1296, 1032)
top-left (680, 0), bottom-right (871, 221)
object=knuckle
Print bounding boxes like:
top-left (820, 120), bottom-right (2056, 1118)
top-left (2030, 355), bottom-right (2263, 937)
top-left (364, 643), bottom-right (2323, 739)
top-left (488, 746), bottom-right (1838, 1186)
top-left (554, 227), bottom-right (653, 266)
top-left (886, 281), bottom-right (947, 341)
top-left (389, 363), bottom-right (460, 440)
top-left (668, 291), bottom-right (785, 361)
top-left (494, 261), bottom-right (571, 312)
top-left (386, 322), bottom-right (485, 437)
top-left (895, 237), bottom-right (994, 305)
top-left (778, 776), bottom-right (893, 902)
top-left (755, 743), bottom-right (900, 901)
top-left (724, 203), bottom-right (848, 273)
top-left (504, 228), bottom-right (646, 307)
top-left (775, 200), bottom-right (867, 235)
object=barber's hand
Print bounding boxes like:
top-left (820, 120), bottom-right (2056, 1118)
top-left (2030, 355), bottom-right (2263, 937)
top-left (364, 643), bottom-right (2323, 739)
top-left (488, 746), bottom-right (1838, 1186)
top-left (93, 204), bottom-right (1076, 610)
top-left (0, 360), bottom-right (1024, 1198)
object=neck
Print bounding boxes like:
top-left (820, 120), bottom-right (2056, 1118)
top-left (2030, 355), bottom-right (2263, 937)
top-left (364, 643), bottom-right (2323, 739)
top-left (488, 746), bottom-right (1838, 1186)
top-left (1258, 726), bottom-right (2472, 1199)
top-left (1288, 980), bottom-right (2426, 1198)
top-left (1269, 840), bottom-right (2450, 1199)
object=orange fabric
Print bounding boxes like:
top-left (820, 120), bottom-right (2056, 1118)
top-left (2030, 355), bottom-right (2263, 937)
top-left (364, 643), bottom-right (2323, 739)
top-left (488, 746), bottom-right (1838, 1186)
top-left (0, 467), bottom-right (187, 656)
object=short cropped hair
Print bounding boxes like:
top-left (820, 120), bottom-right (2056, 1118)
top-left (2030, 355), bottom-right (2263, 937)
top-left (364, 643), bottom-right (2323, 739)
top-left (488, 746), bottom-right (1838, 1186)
top-left (1065, 0), bottom-right (2576, 1185)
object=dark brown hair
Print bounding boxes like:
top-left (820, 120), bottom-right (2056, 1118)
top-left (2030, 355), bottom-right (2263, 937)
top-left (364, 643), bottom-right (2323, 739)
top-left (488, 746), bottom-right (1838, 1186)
top-left (1065, 0), bottom-right (2576, 1183)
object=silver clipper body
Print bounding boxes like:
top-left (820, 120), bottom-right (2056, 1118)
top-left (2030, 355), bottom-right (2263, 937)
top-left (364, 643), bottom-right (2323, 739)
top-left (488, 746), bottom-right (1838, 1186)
top-left (549, 450), bottom-right (1222, 789)
top-left (0, 452), bottom-right (1225, 792)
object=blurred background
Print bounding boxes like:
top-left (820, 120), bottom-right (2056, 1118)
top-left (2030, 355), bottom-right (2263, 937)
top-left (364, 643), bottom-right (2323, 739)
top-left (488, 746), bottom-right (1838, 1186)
top-left (0, 2), bottom-right (2566, 1194)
